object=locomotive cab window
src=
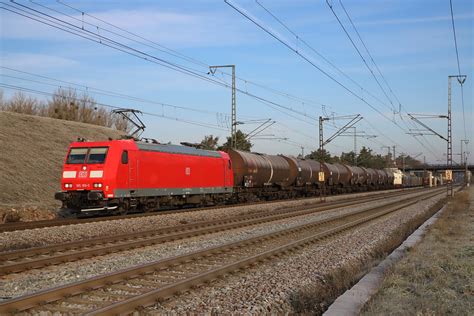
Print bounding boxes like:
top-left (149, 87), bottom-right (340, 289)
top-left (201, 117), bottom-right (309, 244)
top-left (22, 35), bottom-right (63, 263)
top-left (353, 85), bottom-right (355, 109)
top-left (66, 148), bottom-right (88, 164)
top-left (121, 150), bottom-right (128, 164)
top-left (86, 147), bottom-right (108, 164)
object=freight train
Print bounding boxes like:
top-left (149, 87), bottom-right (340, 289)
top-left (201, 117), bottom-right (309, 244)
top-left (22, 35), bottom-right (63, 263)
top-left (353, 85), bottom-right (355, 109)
top-left (55, 139), bottom-right (423, 216)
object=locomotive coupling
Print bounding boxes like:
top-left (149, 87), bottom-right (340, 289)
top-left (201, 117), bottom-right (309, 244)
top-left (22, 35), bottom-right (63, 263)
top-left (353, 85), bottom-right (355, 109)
top-left (54, 192), bottom-right (68, 201)
top-left (87, 191), bottom-right (103, 200)
top-left (54, 191), bottom-right (104, 201)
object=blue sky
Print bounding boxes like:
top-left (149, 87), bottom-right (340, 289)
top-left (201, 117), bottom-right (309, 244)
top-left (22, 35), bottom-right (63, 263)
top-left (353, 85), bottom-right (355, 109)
top-left (1, 0), bottom-right (472, 163)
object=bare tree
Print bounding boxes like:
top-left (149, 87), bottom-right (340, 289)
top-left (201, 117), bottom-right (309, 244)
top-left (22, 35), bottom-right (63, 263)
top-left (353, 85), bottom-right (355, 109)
top-left (78, 93), bottom-right (96, 124)
top-left (113, 113), bottom-right (131, 133)
top-left (4, 92), bottom-right (39, 115)
top-left (0, 87), bottom-right (131, 132)
top-left (47, 88), bottom-right (78, 120)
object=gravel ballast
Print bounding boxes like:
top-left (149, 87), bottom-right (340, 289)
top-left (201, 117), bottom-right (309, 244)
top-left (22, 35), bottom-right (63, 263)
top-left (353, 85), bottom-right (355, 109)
top-left (0, 189), bottom-right (438, 300)
top-left (141, 192), bottom-right (446, 314)
top-left (0, 188), bottom-right (416, 252)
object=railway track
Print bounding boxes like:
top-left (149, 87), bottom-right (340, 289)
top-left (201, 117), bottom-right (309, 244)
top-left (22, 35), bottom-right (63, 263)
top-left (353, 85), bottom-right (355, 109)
top-left (0, 188), bottom-right (424, 233)
top-left (0, 188), bottom-right (435, 275)
top-left (0, 188), bottom-right (444, 314)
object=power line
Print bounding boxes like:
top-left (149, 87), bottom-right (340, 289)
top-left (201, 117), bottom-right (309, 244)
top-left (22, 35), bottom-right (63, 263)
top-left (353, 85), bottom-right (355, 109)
top-left (337, 0), bottom-right (403, 112)
top-left (2, 1), bottom-right (318, 124)
top-left (32, 0), bottom-right (326, 115)
top-left (254, 0), bottom-right (394, 113)
top-left (225, 1), bottom-right (414, 140)
top-left (277, 121), bottom-right (315, 142)
top-left (55, 0), bottom-right (330, 112)
top-left (4, 0), bottom-right (372, 152)
top-left (54, 0), bottom-right (209, 68)
top-left (326, 0), bottom-right (396, 112)
top-left (1, 82), bottom-right (316, 152)
top-left (0, 67), bottom-right (232, 118)
top-left (0, 82), bottom-right (230, 131)
top-left (324, 0), bottom-right (444, 161)
top-left (449, 0), bottom-right (467, 140)
top-left (449, 0), bottom-right (462, 76)
top-left (399, 112), bottom-right (444, 161)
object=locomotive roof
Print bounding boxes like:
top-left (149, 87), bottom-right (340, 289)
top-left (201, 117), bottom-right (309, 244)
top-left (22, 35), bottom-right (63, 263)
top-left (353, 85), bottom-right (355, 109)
top-left (136, 141), bottom-right (222, 158)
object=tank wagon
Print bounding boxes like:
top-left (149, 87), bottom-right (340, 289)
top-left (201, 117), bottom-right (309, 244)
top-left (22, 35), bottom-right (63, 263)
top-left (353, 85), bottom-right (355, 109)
top-left (56, 139), bottom-right (424, 216)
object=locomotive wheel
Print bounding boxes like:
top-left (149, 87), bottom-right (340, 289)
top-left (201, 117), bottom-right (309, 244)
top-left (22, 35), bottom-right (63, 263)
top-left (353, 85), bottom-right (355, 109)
top-left (117, 207), bottom-right (128, 215)
top-left (116, 201), bottom-right (129, 215)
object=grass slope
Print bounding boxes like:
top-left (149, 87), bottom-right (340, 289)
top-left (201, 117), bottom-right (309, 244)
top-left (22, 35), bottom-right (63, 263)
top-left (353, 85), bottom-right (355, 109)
top-left (0, 111), bottom-right (123, 213)
top-left (362, 187), bottom-right (473, 315)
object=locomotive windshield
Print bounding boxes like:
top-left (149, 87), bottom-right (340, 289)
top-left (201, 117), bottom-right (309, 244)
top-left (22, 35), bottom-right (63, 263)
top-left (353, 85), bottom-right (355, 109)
top-left (66, 147), bottom-right (108, 164)
top-left (87, 147), bottom-right (108, 164)
top-left (67, 148), bottom-right (88, 164)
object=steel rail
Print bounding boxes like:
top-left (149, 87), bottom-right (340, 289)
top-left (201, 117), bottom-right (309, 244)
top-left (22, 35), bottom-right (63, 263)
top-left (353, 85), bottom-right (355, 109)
top-left (0, 188), bottom-right (444, 314)
top-left (90, 189), bottom-right (445, 315)
top-left (0, 187), bottom-right (423, 233)
top-left (0, 188), bottom-right (432, 275)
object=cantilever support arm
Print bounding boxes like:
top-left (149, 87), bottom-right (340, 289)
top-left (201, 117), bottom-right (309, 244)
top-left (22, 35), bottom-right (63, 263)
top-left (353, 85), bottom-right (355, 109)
top-left (408, 113), bottom-right (447, 142)
top-left (323, 114), bottom-right (362, 146)
top-left (246, 119), bottom-right (275, 140)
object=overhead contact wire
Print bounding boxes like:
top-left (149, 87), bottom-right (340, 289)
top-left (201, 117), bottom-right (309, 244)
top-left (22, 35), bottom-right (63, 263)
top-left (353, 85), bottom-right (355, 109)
top-left (3, 1), bottom-right (317, 123)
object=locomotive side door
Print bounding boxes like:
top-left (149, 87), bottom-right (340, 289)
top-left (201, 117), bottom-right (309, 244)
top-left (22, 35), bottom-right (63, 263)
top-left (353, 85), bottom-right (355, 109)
top-left (118, 150), bottom-right (129, 188)
top-left (128, 150), bottom-right (138, 189)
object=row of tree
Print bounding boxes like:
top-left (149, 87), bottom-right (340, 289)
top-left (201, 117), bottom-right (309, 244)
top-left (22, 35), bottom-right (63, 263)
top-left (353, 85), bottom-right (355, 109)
top-left (306, 147), bottom-right (386, 169)
top-left (0, 88), bottom-right (131, 132)
top-left (199, 130), bottom-right (252, 151)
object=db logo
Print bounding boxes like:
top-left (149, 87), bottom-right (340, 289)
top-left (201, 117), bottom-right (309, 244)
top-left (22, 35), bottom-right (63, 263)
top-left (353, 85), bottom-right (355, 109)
top-left (78, 171), bottom-right (88, 178)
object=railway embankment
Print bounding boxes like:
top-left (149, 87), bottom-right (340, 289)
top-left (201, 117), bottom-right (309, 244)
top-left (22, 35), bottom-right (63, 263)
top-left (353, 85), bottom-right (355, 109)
top-left (0, 111), bottom-right (122, 222)
top-left (361, 187), bottom-right (473, 315)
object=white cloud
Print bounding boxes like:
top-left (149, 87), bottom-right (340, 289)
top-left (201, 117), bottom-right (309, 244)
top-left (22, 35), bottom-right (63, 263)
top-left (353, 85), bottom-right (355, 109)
top-left (0, 6), bottom-right (262, 48)
top-left (356, 13), bottom-right (474, 26)
top-left (0, 53), bottom-right (79, 70)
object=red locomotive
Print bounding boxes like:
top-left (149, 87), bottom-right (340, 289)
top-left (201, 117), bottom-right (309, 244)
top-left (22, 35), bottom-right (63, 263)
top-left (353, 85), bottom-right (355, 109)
top-left (56, 139), bottom-right (421, 216)
top-left (55, 139), bottom-right (233, 215)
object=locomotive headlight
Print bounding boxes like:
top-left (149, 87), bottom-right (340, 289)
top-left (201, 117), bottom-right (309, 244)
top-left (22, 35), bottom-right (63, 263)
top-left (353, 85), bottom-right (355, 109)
top-left (93, 183), bottom-right (103, 188)
top-left (65, 183), bottom-right (73, 188)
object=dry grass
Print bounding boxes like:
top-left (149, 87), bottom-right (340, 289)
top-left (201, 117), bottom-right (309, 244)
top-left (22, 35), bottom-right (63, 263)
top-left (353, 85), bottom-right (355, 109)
top-left (288, 198), bottom-right (447, 315)
top-left (362, 188), bottom-right (473, 316)
top-left (0, 111), bottom-right (123, 221)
